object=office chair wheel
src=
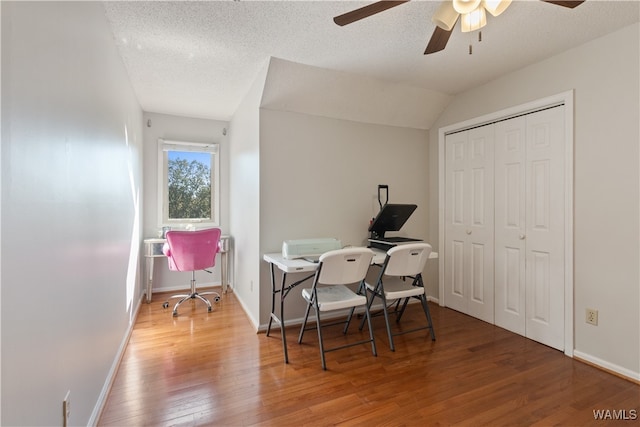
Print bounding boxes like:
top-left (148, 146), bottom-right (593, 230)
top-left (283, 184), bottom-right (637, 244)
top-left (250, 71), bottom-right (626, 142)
top-left (162, 302), bottom-right (169, 309)
top-left (214, 296), bottom-right (221, 302)
top-left (207, 306), bottom-right (212, 313)
top-left (172, 310), bottom-right (178, 317)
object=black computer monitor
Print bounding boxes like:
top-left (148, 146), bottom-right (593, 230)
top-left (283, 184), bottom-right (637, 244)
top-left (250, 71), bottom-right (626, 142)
top-left (368, 203), bottom-right (417, 238)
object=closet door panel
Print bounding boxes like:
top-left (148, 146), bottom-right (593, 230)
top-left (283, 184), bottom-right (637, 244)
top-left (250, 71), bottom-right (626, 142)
top-left (451, 240), bottom-right (466, 300)
top-left (444, 126), bottom-right (494, 323)
top-left (445, 132), bottom-right (471, 314)
top-left (504, 247), bottom-right (523, 313)
top-left (466, 126), bottom-right (494, 323)
top-left (530, 251), bottom-right (551, 322)
top-left (494, 116), bottom-right (527, 334)
top-left (525, 107), bottom-right (565, 351)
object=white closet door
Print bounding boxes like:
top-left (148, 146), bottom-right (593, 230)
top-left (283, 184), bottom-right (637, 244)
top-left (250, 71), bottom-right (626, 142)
top-left (444, 131), bottom-right (468, 315)
top-left (524, 107), bottom-right (565, 351)
top-left (444, 126), bottom-right (494, 323)
top-left (494, 106), bottom-right (565, 350)
top-left (494, 116), bottom-right (527, 335)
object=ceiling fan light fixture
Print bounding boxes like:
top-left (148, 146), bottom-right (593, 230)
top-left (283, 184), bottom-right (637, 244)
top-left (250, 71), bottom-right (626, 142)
top-left (461, 6), bottom-right (487, 32)
top-left (482, 0), bottom-right (512, 17)
top-left (432, 1), bottom-right (459, 31)
top-left (453, 0), bottom-right (482, 15)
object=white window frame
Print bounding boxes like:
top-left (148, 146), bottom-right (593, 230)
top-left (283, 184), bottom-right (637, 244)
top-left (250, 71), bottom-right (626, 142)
top-left (157, 139), bottom-right (220, 227)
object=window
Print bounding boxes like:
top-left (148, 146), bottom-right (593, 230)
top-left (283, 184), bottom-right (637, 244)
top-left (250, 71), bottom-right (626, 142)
top-left (158, 139), bottom-right (220, 227)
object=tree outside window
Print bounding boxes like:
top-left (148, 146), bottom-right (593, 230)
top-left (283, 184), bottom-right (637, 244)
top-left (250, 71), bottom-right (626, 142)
top-left (158, 140), bottom-right (219, 227)
top-left (168, 152), bottom-right (211, 220)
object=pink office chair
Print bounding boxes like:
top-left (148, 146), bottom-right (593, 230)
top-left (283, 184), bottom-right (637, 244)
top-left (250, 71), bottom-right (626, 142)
top-left (161, 228), bottom-right (222, 316)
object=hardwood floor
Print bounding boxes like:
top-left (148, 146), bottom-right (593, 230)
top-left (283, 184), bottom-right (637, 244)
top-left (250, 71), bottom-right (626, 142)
top-left (99, 290), bottom-right (639, 426)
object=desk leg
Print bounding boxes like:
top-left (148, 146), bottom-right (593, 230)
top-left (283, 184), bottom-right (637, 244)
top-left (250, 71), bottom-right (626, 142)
top-left (221, 252), bottom-right (229, 293)
top-left (278, 272), bottom-right (289, 364)
top-left (145, 256), bottom-right (154, 304)
top-left (267, 263), bottom-right (276, 336)
top-left (266, 264), bottom-right (289, 364)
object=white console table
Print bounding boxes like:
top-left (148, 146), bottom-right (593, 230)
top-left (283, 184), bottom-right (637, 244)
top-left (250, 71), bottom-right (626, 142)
top-left (143, 235), bottom-right (231, 303)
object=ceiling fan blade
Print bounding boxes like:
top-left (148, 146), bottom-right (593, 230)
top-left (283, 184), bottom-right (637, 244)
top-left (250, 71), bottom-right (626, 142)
top-left (540, 0), bottom-right (586, 8)
top-left (333, 1), bottom-right (409, 26)
top-left (424, 25), bottom-right (455, 55)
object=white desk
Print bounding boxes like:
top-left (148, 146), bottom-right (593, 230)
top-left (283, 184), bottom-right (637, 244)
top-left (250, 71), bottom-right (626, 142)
top-left (143, 235), bottom-right (231, 303)
top-left (263, 247), bottom-right (437, 363)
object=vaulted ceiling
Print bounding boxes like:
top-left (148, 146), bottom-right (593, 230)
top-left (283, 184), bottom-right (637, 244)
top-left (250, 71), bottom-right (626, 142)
top-left (103, 1), bottom-right (640, 125)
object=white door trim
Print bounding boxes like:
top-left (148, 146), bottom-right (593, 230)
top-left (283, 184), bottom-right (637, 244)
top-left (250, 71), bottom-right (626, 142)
top-left (438, 90), bottom-right (574, 356)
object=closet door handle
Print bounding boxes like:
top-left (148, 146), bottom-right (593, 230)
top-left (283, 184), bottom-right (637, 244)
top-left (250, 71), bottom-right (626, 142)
top-left (466, 230), bottom-right (472, 235)
top-left (519, 234), bottom-right (526, 240)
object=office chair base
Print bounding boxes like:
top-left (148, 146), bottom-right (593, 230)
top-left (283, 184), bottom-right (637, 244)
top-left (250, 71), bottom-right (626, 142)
top-left (162, 291), bottom-right (221, 316)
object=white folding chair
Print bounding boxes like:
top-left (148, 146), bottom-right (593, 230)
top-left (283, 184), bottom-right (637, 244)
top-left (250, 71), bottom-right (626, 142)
top-left (362, 243), bottom-right (436, 351)
top-left (297, 247), bottom-right (377, 370)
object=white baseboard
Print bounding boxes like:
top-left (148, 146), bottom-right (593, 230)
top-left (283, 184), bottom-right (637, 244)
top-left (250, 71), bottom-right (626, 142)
top-left (88, 294), bottom-right (143, 426)
top-left (256, 296), bottom-right (438, 333)
top-left (257, 307), bottom-right (370, 333)
top-left (573, 350), bottom-right (640, 383)
top-left (233, 291), bottom-right (260, 331)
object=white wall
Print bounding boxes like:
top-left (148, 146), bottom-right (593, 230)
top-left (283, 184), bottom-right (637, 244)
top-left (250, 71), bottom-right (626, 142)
top-left (141, 112), bottom-right (230, 292)
top-left (261, 57), bottom-right (451, 130)
top-left (229, 57), bottom-right (436, 329)
top-left (228, 60), bottom-right (269, 328)
top-left (258, 108), bottom-right (431, 326)
top-left (1, 2), bottom-right (144, 425)
top-left (429, 23), bottom-right (640, 378)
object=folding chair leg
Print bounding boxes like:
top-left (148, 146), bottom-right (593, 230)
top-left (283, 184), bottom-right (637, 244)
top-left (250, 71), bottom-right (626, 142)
top-left (347, 281), bottom-right (367, 333)
top-left (420, 295), bottom-right (436, 341)
top-left (344, 307), bottom-right (356, 334)
top-left (314, 309), bottom-right (328, 370)
top-left (396, 297), bottom-right (410, 322)
top-left (363, 302), bottom-right (377, 357)
top-left (380, 296), bottom-right (396, 352)
top-left (298, 300), bottom-right (313, 343)
top-left (359, 288), bottom-right (376, 331)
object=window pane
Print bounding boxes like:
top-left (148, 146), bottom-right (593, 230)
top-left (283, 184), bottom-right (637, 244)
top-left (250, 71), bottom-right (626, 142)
top-left (167, 150), bottom-right (211, 220)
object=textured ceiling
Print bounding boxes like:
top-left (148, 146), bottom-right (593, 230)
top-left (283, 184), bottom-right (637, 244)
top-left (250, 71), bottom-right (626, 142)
top-left (103, 1), bottom-right (640, 122)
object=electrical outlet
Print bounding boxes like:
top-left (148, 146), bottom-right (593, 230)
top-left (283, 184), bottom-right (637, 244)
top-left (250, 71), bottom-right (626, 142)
top-left (63, 390), bottom-right (71, 427)
top-left (586, 308), bottom-right (598, 326)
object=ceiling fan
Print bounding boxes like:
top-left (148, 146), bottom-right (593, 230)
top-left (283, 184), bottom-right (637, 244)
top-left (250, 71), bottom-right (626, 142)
top-left (333, 0), bottom-right (585, 55)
